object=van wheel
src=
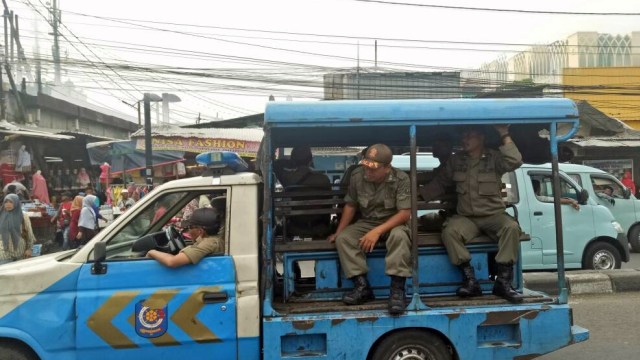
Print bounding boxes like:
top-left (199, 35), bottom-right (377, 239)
top-left (583, 242), bottom-right (621, 270)
top-left (371, 330), bottom-right (452, 360)
top-left (628, 226), bottom-right (640, 253)
top-left (0, 342), bottom-right (39, 360)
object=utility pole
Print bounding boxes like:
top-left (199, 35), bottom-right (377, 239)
top-left (51, 0), bottom-right (61, 85)
top-left (3, 7), bottom-right (8, 119)
top-left (1, 2), bottom-right (25, 123)
top-left (356, 41), bottom-right (360, 100)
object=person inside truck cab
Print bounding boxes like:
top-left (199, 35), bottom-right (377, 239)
top-left (595, 184), bottom-right (617, 205)
top-left (419, 124), bottom-right (524, 303)
top-left (531, 179), bottom-right (580, 210)
top-left (328, 143), bottom-right (411, 315)
top-left (146, 207), bottom-right (223, 268)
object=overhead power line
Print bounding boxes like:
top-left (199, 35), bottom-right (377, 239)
top-left (352, 0), bottom-right (640, 16)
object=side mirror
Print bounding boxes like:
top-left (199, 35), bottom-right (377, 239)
top-left (92, 242), bottom-right (108, 275)
top-left (577, 189), bottom-right (589, 204)
top-left (623, 187), bottom-right (631, 199)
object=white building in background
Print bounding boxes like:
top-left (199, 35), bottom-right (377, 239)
top-left (468, 31), bottom-right (640, 87)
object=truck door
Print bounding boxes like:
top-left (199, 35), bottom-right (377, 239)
top-left (75, 190), bottom-right (238, 359)
top-left (526, 172), bottom-right (595, 269)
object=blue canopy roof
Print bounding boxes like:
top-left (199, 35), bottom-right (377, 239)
top-left (264, 98), bottom-right (578, 127)
top-left (263, 98), bottom-right (579, 164)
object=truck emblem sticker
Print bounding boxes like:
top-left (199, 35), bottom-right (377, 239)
top-left (135, 300), bottom-right (169, 338)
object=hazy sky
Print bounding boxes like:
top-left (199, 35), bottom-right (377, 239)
top-left (7, 0), bottom-right (640, 123)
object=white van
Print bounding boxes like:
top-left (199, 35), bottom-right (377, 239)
top-left (392, 156), bottom-right (630, 270)
top-left (561, 164), bottom-right (640, 252)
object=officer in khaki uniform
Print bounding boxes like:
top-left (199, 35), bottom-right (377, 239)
top-left (147, 207), bottom-right (223, 268)
top-left (328, 144), bottom-right (411, 315)
top-left (420, 125), bottom-right (524, 303)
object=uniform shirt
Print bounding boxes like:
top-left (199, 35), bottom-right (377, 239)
top-left (422, 142), bottom-right (522, 217)
top-left (181, 235), bottom-right (223, 264)
top-left (344, 166), bottom-right (411, 221)
top-left (0, 213), bottom-right (36, 262)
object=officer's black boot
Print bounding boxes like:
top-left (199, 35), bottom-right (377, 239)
top-left (342, 275), bottom-right (375, 305)
top-left (388, 276), bottom-right (407, 316)
top-left (492, 262), bottom-right (524, 303)
top-left (456, 262), bottom-right (482, 297)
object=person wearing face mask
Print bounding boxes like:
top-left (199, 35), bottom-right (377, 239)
top-left (0, 194), bottom-right (36, 264)
top-left (328, 144), bottom-right (411, 315)
top-left (146, 207), bottom-right (223, 268)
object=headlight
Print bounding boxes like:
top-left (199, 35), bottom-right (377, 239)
top-left (611, 221), bottom-right (624, 234)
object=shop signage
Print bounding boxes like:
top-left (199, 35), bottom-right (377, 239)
top-left (136, 137), bottom-right (260, 157)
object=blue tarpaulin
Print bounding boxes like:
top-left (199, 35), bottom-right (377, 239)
top-left (87, 140), bottom-right (184, 175)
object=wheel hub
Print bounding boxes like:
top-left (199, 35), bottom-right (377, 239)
top-left (593, 251), bottom-right (614, 269)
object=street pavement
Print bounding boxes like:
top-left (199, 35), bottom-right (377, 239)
top-left (523, 250), bottom-right (640, 295)
top-left (537, 292), bottom-right (640, 360)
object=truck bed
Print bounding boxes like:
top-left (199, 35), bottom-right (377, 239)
top-left (272, 290), bottom-right (554, 315)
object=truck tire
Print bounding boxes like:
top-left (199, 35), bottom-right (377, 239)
top-left (371, 330), bottom-right (452, 360)
top-left (583, 242), bottom-right (622, 270)
top-left (0, 343), bottom-right (39, 360)
top-left (628, 226), bottom-right (640, 253)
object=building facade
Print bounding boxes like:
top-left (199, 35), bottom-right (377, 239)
top-left (323, 71), bottom-right (462, 100)
top-left (471, 31), bottom-right (640, 86)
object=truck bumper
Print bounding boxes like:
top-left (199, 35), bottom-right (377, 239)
top-left (571, 325), bottom-right (590, 344)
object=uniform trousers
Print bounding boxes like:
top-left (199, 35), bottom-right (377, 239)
top-left (441, 213), bottom-right (520, 266)
top-left (336, 219), bottom-right (412, 278)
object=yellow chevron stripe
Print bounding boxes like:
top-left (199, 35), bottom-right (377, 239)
top-left (171, 286), bottom-right (222, 343)
top-left (87, 290), bottom-right (139, 349)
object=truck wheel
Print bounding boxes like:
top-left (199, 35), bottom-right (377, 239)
top-left (371, 330), bottom-right (452, 360)
top-left (628, 226), bottom-right (640, 253)
top-left (583, 242), bottom-right (621, 270)
top-left (0, 343), bottom-right (39, 360)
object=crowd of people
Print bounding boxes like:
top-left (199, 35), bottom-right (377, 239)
top-left (0, 183), bottom-right (141, 264)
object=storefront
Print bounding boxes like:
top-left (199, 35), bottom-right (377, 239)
top-left (129, 126), bottom-right (263, 171)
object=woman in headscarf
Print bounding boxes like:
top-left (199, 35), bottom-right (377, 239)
top-left (68, 195), bottom-right (84, 249)
top-left (0, 194), bottom-right (36, 264)
top-left (76, 195), bottom-right (98, 246)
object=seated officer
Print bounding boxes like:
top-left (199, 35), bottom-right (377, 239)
top-left (274, 146), bottom-right (332, 238)
top-left (328, 144), bottom-right (411, 315)
top-left (146, 207), bottom-right (223, 268)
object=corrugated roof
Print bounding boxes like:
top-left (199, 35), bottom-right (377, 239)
top-left (0, 120), bottom-right (74, 140)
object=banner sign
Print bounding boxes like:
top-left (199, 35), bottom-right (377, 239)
top-left (136, 137), bottom-right (260, 157)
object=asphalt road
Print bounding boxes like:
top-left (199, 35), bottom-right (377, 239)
top-left (538, 292), bottom-right (640, 360)
top-left (622, 249), bottom-right (640, 269)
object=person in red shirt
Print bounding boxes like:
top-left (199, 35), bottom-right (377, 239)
top-left (51, 192), bottom-right (73, 250)
top-left (621, 170), bottom-right (636, 196)
top-left (68, 195), bottom-right (84, 249)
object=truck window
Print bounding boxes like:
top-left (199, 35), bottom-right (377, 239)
top-left (591, 175), bottom-right (624, 198)
top-left (106, 190), bottom-right (228, 258)
top-left (109, 191), bottom-right (189, 246)
top-left (531, 175), bottom-right (578, 202)
top-left (568, 173), bottom-right (582, 186)
top-left (501, 172), bottom-right (519, 204)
